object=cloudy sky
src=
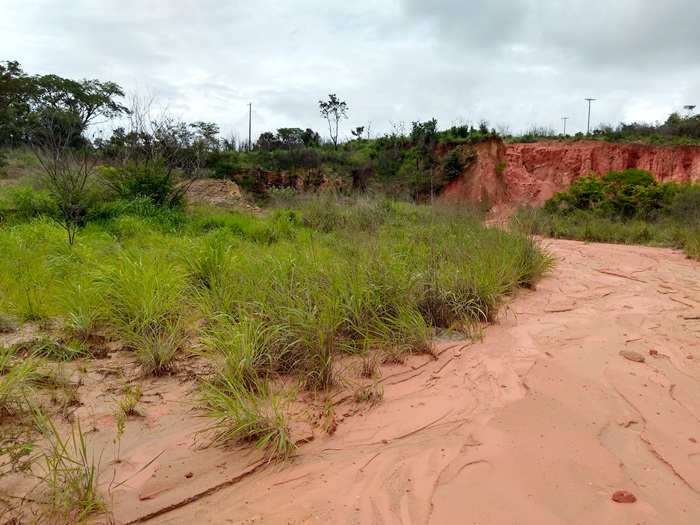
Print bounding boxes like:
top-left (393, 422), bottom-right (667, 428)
top-left (2, 0), bottom-right (699, 143)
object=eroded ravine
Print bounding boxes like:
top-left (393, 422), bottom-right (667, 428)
top-left (114, 239), bottom-right (700, 525)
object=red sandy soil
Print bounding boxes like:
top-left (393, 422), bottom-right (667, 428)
top-left (3, 238), bottom-right (700, 524)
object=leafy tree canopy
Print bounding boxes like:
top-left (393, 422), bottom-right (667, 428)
top-left (0, 60), bottom-right (128, 147)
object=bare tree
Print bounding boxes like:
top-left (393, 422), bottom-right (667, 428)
top-left (319, 94), bottom-right (348, 149)
top-left (389, 120), bottom-right (406, 138)
top-left (97, 91), bottom-right (217, 206)
top-left (30, 117), bottom-right (99, 245)
top-left (495, 122), bottom-right (511, 136)
top-left (22, 74), bottom-right (127, 245)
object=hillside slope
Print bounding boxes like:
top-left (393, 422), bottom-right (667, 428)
top-left (441, 140), bottom-right (700, 214)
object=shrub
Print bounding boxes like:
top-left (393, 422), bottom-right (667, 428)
top-left (442, 150), bottom-right (463, 181)
top-left (527, 169), bottom-right (700, 257)
top-left (668, 183), bottom-right (700, 223)
top-left (7, 186), bottom-right (57, 220)
top-left (98, 161), bottom-right (186, 207)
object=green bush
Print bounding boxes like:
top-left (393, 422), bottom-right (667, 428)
top-left (668, 183), bottom-right (700, 223)
top-left (522, 170), bottom-right (700, 257)
top-left (7, 186), bottom-right (58, 220)
top-left (99, 161), bottom-right (185, 207)
top-left (442, 150), bottom-right (463, 181)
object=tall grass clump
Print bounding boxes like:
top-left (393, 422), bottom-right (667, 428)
top-left (202, 316), bottom-right (279, 389)
top-left (197, 374), bottom-right (296, 461)
top-left (31, 412), bottom-right (108, 523)
top-left (95, 250), bottom-right (188, 374)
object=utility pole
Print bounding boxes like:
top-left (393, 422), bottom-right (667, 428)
top-left (585, 98), bottom-right (595, 135)
top-left (561, 117), bottom-right (569, 136)
top-left (248, 103), bottom-right (252, 152)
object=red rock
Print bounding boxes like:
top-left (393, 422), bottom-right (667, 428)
top-left (690, 437), bottom-right (697, 443)
top-left (612, 490), bottom-right (637, 503)
top-left (649, 349), bottom-right (658, 356)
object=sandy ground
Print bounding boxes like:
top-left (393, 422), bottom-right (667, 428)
top-left (4, 238), bottom-right (700, 524)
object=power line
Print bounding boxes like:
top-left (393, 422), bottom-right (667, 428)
top-left (585, 98), bottom-right (595, 135)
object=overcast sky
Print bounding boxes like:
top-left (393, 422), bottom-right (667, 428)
top-left (2, 0), bottom-right (699, 143)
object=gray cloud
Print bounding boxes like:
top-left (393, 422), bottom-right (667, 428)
top-left (1, 0), bottom-right (698, 138)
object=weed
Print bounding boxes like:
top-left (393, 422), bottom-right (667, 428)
top-left (110, 384), bottom-right (141, 464)
top-left (0, 349), bottom-right (44, 420)
top-left (357, 352), bottom-right (381, 379)
top-left (31, 411), bottom-right (108, 523)
top-left (17, 336), bottom-right (89, 362)
top-left (197, 375), bottom-right (297, 461)
top-left (113, 384), bottom-right (142, 418)
top-left (352, 382), bottom-right (384, 405)
top-left (0, 422), bottom-right (38, 478)
top-left (112, 409), bottom-right (126, 464)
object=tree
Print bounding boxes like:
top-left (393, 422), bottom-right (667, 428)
top-left (276, 127), bottom-right (304, 150)
top-left (33, 127), bottom-right (98, 245)
top-left (0, 61), bottom-right (29, 146)
top-left (3, 63), bottom-right (129, 245)
top-left (300, 128), bottom-right (321, 147)
top-left (15, 71), bottom-right (128, 148)
top-left (319, 94), bottom-right (347, 149)
top-left (351, 126), bottom-right (365, 140)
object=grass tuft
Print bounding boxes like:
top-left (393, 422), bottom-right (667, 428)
top-left (197, 374), bottom-right (296, 461)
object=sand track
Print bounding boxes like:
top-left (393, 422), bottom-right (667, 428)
top-left (93, 239), bottom-right (700, 524)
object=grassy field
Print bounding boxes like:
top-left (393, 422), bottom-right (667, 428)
top-left (0, 188), bottom-right (553, 522)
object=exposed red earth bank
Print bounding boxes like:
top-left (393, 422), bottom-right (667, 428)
top-left (442, 140), bottom-right (700, 214)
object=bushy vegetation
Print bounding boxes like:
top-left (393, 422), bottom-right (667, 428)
top-left (515, 168), bottom-right (700, 258)
top-left (508, 111), bottom-right (700, 145)
top-left (0, 191), bottom-right (552, 460)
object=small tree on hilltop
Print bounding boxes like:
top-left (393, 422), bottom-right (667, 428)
top-left (319, 94), bottom-right (348, 149)
top-left (351, 126), bottom-right (365, 141)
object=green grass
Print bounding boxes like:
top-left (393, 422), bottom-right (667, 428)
top-left (32, 412), bottom-right (108, 523)
top-left (514, 206), bottom-right (700, 258)
top-left (0, 193), bottom-right (553, 455)
top-left (197, 374), bottom-right (297, 461)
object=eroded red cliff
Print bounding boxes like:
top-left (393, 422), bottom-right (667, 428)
top-left (441, 140), bottom-right (700, 214)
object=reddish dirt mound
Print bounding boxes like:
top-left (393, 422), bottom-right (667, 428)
top-left (186, 178), bottom-right (246, 207)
